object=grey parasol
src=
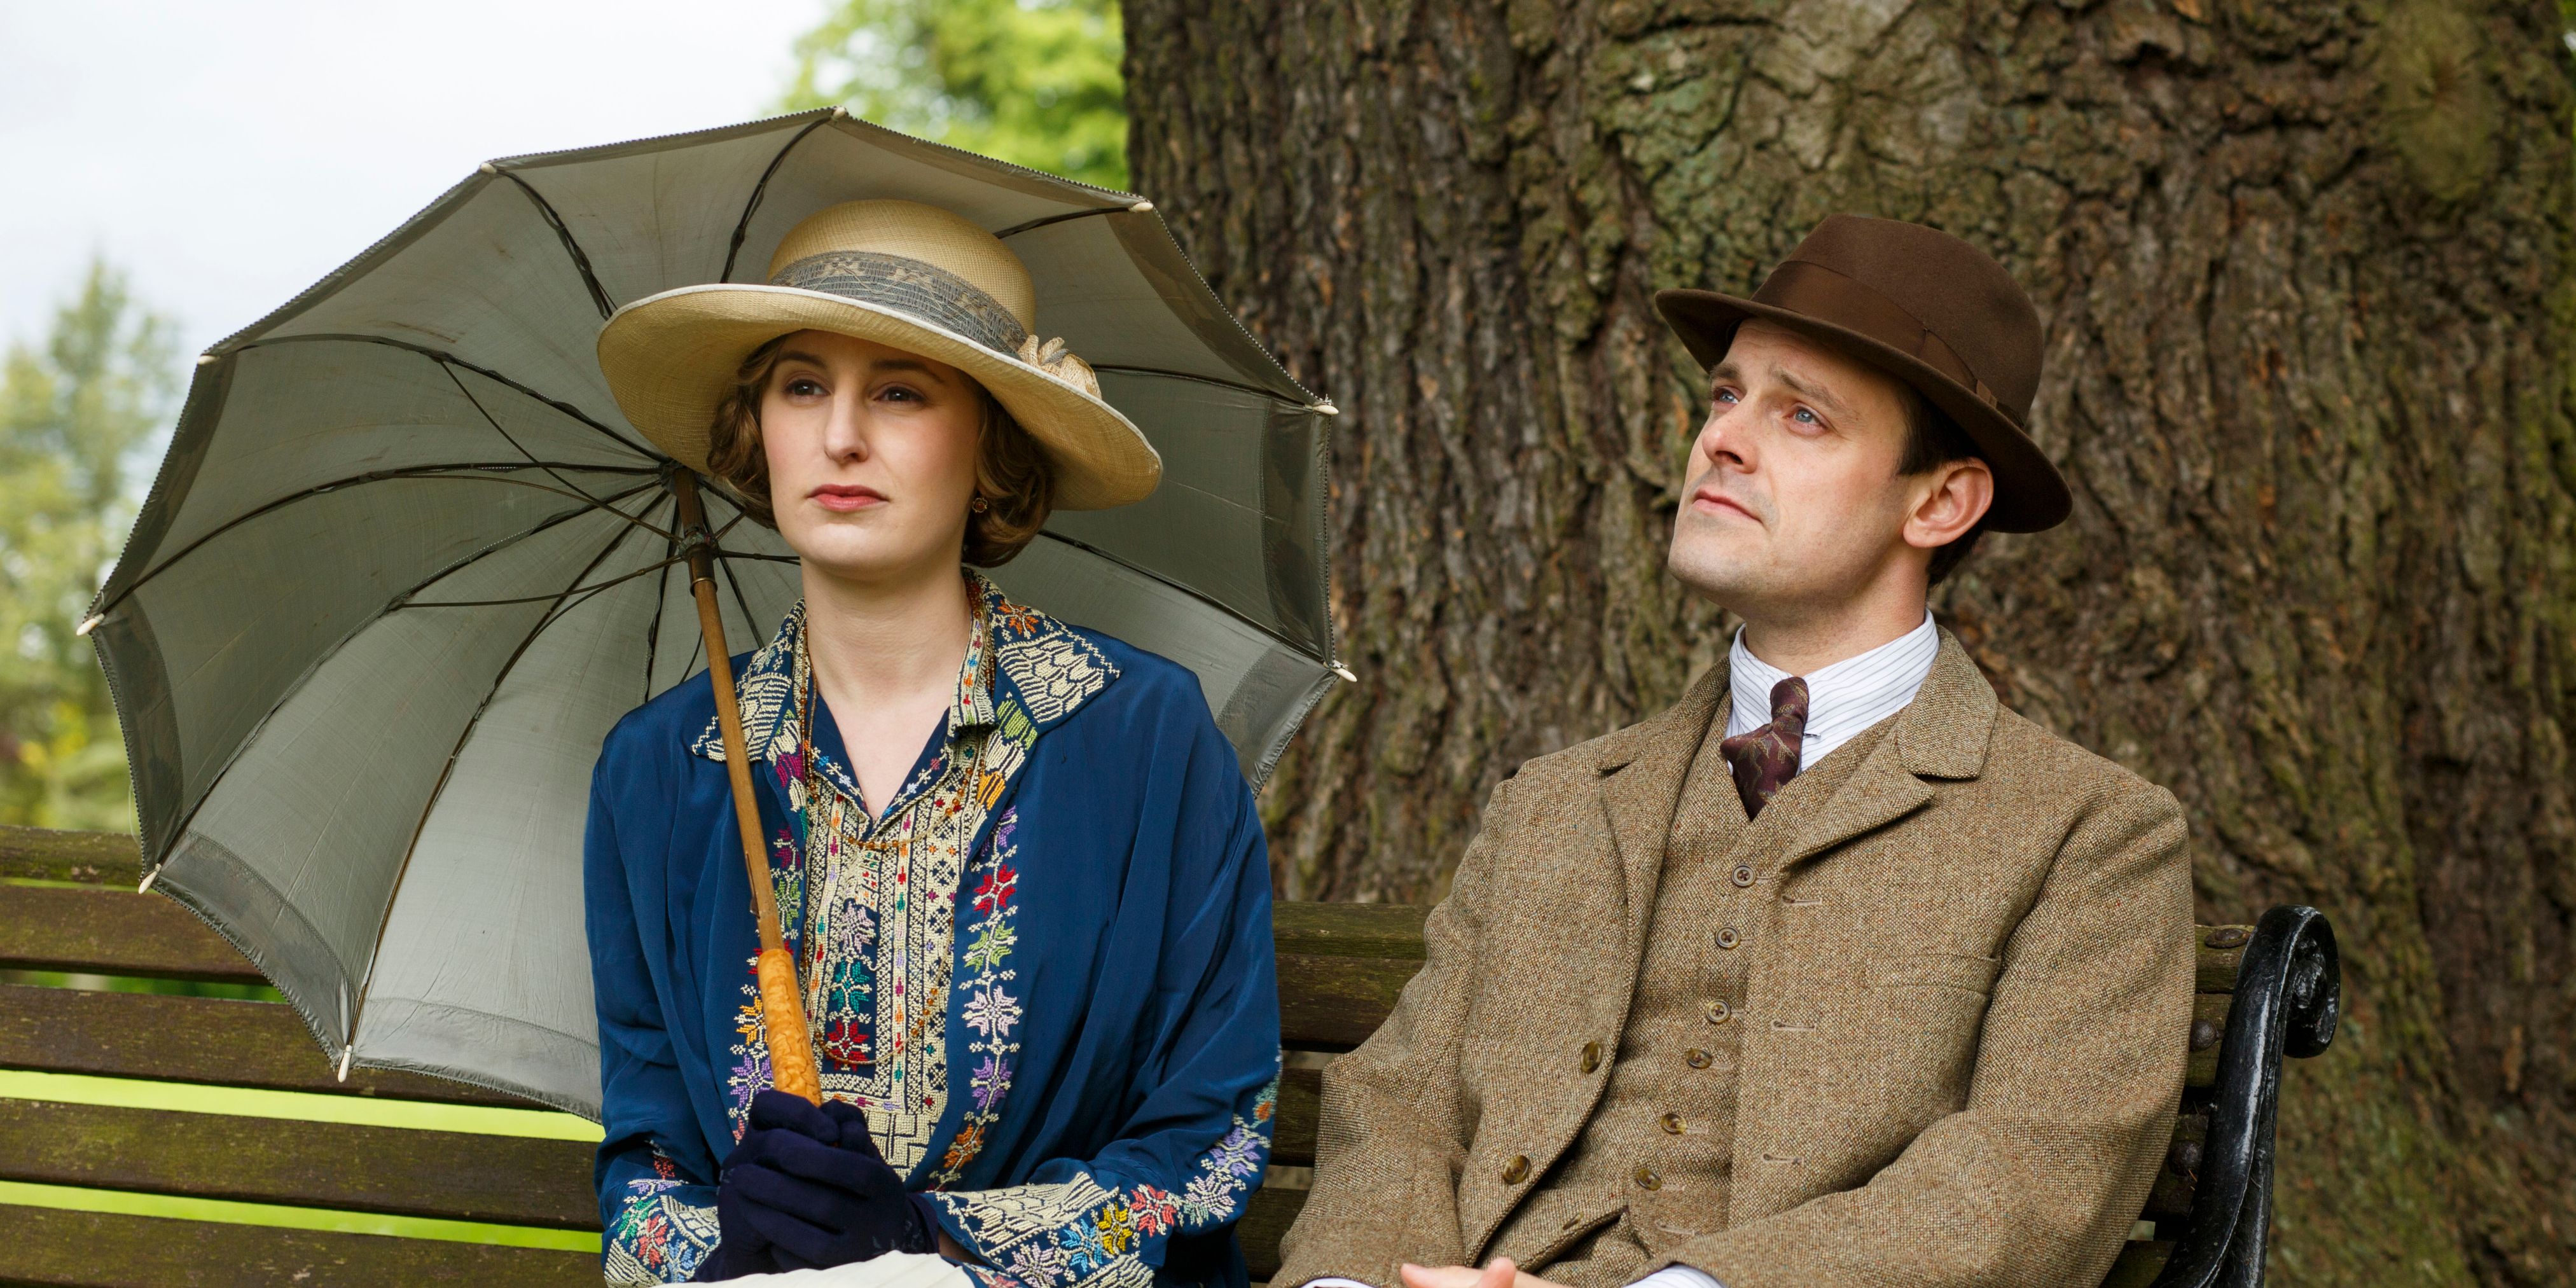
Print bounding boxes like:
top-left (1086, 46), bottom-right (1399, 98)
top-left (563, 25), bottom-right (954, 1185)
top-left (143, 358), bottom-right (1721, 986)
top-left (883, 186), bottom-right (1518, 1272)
top-left (81, 110), bottom-right (1341, 1120)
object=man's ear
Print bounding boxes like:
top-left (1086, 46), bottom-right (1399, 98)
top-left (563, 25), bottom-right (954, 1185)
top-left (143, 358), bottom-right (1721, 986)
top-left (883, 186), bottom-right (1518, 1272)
top-left (1905, 457), bottom-right (1993, 551)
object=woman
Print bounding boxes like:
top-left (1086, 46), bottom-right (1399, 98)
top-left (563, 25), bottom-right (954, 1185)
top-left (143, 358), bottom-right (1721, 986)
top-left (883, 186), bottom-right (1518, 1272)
top-left (583, 200), bottom-right (1280, 1286)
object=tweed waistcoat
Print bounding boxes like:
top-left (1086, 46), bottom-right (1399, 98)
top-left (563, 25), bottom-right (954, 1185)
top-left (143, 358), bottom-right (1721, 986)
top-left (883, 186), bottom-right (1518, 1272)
top-left (1486, 709), bottom-right (1896, 1286)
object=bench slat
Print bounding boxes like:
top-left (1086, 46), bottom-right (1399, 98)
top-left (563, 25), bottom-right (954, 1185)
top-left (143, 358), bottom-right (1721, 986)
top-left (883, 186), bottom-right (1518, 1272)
top-left (0, 1203), bottom-right (595, 1287)
top-left (0, 984), bottom-right (539, 1109)
top-left (1272, 903), bottom-right (1429, 959)
top-left (1239, 1184), bottom-right (1304, 1281)
top-left (2101, 1238), bottom-right (2173, 1287)
top-left (0, 1099), bottom-right (597, 1229)
top-left (0, 826), bottom-right (137, 887)
top-left (0, 886), bottom-right (265, 985)
top-left (1277, 953), bottom-right (1422, 1050)
top-left (1275, 1067), bottom-right (1320, 1167)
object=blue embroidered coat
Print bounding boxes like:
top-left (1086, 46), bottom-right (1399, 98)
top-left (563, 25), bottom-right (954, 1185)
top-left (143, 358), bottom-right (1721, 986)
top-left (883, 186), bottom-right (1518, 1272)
top-left (583, 575), bottom-right (1280, 1287)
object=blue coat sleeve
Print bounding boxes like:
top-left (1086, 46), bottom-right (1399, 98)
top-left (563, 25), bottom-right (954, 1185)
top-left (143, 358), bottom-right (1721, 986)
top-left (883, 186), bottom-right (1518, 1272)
top-left (585, 722), bottom-right (726, 1284)
top-left (927, 701), bottom-right (1282, 1288)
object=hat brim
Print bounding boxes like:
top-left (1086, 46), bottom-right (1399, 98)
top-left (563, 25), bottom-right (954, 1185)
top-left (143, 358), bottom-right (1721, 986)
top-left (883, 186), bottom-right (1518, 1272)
top-left (1652, 288), bottom-right (2070, 533)
top-left (597, 284), bottom-right (1162, 511)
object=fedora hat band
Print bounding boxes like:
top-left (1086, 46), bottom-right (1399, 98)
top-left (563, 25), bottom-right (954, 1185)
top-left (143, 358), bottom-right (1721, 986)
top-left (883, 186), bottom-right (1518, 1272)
top-left (771, 249), bottom-right (1032, 356)
top-left (1754, 260), bottom-right (2002, 415)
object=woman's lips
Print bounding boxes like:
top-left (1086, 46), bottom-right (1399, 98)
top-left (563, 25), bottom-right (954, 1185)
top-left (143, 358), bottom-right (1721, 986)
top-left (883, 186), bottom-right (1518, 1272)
top-left (811, 485), bottom-right (886, 513)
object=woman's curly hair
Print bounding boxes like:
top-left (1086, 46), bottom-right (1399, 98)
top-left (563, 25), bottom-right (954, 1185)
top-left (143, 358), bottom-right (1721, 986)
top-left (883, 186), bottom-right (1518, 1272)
top-left (702, 335), bottom-right (1056, 567)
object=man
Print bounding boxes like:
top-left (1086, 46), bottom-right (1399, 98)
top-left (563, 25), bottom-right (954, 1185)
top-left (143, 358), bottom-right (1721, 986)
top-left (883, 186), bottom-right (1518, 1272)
top-left (1273, 216), bottom-right (2194, 1288)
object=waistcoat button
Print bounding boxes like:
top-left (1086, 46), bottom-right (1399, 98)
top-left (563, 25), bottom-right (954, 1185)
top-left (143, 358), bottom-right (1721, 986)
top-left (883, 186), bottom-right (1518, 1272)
top-left (1715, 927), bottom-right (1741, 950)
top-left (1580, 1041), bottom-right (1602, 1073)
top-left (1660, 1112), bottom-right (1686, 1135)
top-left (1502, 1155), bottom-right (1531, 1184)
top-left (1634, 1165), bottom-right (1662, 1189)
top-left (1686, 1048), bottom-right (1714, 1068)
top-left (1703, 999), bottom-right (1732, 1024)
top-left (1732, 865), bottom-right (1755, 887)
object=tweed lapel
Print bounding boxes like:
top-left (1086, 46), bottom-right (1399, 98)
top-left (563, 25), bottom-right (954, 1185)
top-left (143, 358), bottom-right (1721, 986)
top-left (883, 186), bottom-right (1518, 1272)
top-left (1775, 627), bottom-right (1997, 871)
top-left (1596, 658), bottom-right (1731, 952)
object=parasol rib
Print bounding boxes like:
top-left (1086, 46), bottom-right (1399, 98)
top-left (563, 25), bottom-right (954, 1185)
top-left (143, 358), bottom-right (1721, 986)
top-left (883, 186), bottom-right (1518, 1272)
top-left (441, 362), bottom-right (629, 511)
top-left (720, 114), bottom-right (845, 284)
top-left (137, 483), bottom-right (668, 875)
top-left (96, 466), bottom-right (670, 620)
top-left (352, 500), bottom-right (660, 1050)
top-left (493, 171), bottom-right (618, 320)
top-left (240, 333), bottom-right (660, 460)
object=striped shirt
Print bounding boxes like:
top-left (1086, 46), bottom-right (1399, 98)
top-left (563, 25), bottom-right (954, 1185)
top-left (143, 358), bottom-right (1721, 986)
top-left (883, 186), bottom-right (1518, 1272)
top-left (1725, 609), bottom-right (1941, 769)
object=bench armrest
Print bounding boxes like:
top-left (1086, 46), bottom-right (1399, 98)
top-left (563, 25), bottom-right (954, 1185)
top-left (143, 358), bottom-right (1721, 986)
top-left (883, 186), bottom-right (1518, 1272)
top-left (2147, 904), bottom-right (2341, 1288)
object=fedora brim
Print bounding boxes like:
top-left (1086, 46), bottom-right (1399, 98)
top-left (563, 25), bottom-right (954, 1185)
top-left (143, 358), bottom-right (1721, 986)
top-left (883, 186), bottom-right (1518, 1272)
top-left (1652, 288), bottom-right (2070, 533)
top-left (598, 284), bottom-right (1162, 511)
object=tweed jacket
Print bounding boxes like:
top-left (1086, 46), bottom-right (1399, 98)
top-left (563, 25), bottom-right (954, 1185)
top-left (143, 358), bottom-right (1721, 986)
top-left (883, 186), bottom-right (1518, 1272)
top-left (1273, 630), bottom-right (2195, 1288)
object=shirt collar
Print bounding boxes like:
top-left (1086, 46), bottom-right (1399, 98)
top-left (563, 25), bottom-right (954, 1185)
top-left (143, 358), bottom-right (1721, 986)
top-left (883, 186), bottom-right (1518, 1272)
top-left (1726, 609), bottom-right (1941, 760)
top-left (687, 568), bottom-right (1116, 764)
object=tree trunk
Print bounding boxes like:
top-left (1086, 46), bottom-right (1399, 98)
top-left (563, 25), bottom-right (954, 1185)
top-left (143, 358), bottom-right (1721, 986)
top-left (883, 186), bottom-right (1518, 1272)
top-left (1121, 0), bottom-right (2575, 1281)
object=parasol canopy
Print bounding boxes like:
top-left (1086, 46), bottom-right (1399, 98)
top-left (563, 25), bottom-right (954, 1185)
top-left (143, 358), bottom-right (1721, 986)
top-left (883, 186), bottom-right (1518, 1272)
top-left (83, 109), bottom-right (1340, 1119)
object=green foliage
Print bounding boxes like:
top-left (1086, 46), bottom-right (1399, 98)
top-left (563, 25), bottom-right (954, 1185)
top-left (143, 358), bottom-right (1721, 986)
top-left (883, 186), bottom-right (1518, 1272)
top-left (0, 260), bottom-right (176, 832)
top-left (780, 0), bottom-right (1128, 191)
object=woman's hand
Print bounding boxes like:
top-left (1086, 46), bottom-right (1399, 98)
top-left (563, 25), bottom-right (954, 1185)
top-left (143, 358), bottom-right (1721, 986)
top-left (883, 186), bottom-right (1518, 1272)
top-left (712, 1089), bottom-right (941, 1271)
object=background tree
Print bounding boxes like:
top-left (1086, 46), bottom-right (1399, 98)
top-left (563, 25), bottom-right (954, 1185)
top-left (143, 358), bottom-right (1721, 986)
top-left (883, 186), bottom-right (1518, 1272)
top-left (1123, 1), bottom-right (2576, 1284)
top-left (782, 0), bottom-right (1128, 190)
top-left (0, 259), bottom-right (174, 833)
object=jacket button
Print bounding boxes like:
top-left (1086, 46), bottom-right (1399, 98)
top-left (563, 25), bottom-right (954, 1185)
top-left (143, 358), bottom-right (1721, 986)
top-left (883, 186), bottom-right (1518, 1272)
top-left (1686, 1048), bottom-right (1713, 1069)
top-left (1633, 1165), bottom-right (1662, 1189)
top-left (1502, 1155), bottom-right (1531, 1184)
top-left (1731, 865), bottom-right (1755, 888)
top-left (1703, 999), bottom-right (1732, 1024)
top-left (1580, 1041), bottom-right (1602, 1074)
top-left (1715, 927), bottom-right (1741, 950)
top-left (1660, 1112), bottom-right (1686, 1135)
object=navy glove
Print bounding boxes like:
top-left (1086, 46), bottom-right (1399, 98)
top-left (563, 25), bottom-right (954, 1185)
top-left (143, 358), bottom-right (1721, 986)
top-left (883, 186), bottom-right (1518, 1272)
top-left (717, 1090), bottom-right (941, 1271)
top-left (691, 1174), bottom-right (782, 1281)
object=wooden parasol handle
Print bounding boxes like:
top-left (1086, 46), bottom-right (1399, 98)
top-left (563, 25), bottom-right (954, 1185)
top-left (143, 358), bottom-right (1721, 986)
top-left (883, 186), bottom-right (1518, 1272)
top-left (670, 470), bottom-right (822, 1105)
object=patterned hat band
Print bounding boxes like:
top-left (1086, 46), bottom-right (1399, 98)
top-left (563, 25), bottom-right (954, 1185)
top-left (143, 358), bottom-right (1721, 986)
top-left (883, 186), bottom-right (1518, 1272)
top-left (769, 250), bottom-right (1102, 399)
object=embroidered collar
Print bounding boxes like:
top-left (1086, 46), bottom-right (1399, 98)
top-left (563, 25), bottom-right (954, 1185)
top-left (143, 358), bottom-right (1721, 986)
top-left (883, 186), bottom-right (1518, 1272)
top-left (688, 570), bottom-right (1118, 764)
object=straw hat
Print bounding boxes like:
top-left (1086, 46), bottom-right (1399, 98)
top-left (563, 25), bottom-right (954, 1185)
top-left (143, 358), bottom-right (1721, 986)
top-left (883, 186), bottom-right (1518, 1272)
top-left (598, 199), bottom-right (1160, 509)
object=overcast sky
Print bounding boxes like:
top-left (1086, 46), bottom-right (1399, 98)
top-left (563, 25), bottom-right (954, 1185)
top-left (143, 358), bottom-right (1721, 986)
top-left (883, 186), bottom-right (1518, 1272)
top-left (1, 0), bottom-right (819, 359)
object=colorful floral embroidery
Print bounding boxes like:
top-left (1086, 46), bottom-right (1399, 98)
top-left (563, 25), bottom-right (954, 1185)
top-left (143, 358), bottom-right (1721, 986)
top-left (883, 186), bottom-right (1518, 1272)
top-left (603, 1152), bottom-right (719, 1285)
top-left (932, 807), bottom-right (1028, 1186)
top-left (701, 574), bottom-right (1115, 1182)
top-left (931, 1067), bottom-right (1281, 1288)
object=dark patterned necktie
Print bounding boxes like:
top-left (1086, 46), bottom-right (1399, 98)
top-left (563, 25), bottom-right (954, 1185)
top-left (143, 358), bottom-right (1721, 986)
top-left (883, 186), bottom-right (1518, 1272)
top-left (1719, 676), bottom-right (1810, 820)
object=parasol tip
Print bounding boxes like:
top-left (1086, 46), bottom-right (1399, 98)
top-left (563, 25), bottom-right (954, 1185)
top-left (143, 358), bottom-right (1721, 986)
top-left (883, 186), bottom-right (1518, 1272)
top-left (830, 106), bottom-right (849, 120)
top-left (74, 613), bottom-right (104, 637)
top-left (1331, 662), bottom-right (1358, 683)
top-left (1313, 401), bottom-right (1341, 417)
top-left (136, 864), bottom-right (159, 894)
top-left (195, 353), bottom-right (219, 367)
top-left (1128, 200), bottom-right (1154, 214)
top-left (478, 162), bottom-right (499, 176)
top-left (337, 1047), bottom-right (354, 1082)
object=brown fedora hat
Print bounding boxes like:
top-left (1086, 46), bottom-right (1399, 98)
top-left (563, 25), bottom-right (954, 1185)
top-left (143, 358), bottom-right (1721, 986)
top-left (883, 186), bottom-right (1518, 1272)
top-left (1652, 214), bottom-right (2069, 532)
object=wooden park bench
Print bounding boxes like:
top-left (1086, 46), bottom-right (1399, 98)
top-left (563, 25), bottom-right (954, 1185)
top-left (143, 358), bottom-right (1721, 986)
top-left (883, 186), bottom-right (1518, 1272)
top-left (1, 824), bottom-right (2339, 1287)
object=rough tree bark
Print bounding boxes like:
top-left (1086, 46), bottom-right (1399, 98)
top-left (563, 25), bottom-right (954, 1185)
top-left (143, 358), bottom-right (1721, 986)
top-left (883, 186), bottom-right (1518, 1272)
top-left (1122, 0), bottom-right (2574, 1282)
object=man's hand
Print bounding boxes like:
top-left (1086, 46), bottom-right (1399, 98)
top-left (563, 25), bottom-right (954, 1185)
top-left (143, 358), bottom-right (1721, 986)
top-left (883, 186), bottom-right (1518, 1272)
top-left (1399, 1257), bottom-right (1565, 1288)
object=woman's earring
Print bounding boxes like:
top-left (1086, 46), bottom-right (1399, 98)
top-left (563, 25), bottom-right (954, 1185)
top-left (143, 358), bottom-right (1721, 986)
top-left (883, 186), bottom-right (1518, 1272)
top-left (969, 495), bottom-right (990, 513)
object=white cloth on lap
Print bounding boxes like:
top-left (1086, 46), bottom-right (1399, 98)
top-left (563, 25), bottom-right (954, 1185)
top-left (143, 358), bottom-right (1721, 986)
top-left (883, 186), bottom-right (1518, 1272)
top-left (707, 1251), bottom-right (971, 1288)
